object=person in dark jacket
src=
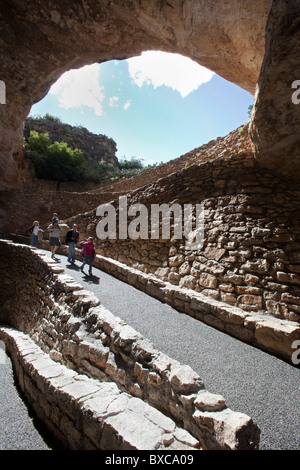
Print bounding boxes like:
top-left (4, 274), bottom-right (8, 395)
top-left (65, 224), bottom-right (79, 264)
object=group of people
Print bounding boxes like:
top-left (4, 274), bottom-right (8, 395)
top-left (65, 222), bottom-right (96, 276)
top-left (28, 213), bottom-right (96, 275)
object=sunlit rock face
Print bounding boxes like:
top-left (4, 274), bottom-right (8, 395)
top-left (0, 0), bottom-right (272, 189)
top-left (250, 0), bottom-right (300, 184)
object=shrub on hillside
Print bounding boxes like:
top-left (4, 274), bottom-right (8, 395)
top-left (24, 130), bottom-right (86, 182)
top-left (84, 158), bottom-right (117, 182)
top-left (118, 157), bottom-right (145, 177)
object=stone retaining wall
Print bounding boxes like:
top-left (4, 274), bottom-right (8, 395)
top-left (9, 235), bottom-right (300, 365)
top-left (0, 327), bottom-right (200, 450)
top-left (60, 154), bottom-right (300, 358)
top-left (68, 151), bottom-right (300, 326)
top-left (92, 250), bottom-right (300, 366)
top-left (0, 239), bottom-right (260, 450)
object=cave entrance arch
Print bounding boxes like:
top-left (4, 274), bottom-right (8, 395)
top-left (3, 0), bottom-right (294, 191)
top-left (27, 51), bottom-right (253, 173)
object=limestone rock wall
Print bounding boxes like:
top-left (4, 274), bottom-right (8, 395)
top-left (0, 239), bottom-right (260, 450)
top-left (24, 117), bottom-right (119, 169)
top-left (250, 0), bottom-right (300, 183)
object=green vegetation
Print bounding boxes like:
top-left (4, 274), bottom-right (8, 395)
top-left (84, 158), bottom-right (117, 182)
top-left (248, 104), bottom-right (254, 119)
top-left (27, 113), bottom-right (63, 124)
top-left (24, 115), bottom-right (162, 184)
top-left (24, 131), bottom-right (160, 184)
top-left (24, 131), bottom-right (86, 182)
top-left (118, 157), bottom-right (144, 177)
top-left (24, 130), bottom-right (119, 183)
top-left (117, 157), bottom-right (162, 178)
top-left (238, 104), bottom-right (254, 136)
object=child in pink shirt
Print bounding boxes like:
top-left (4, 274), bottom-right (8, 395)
top-left (80, 237), bottom-right (95, 275)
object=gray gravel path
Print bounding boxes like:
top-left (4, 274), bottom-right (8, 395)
top-left (61, 254), bottom-right (300, 451)
top-left (0, 251), bottom-right (299, 450)
top-left (0, 349), bottom-right (49, 450)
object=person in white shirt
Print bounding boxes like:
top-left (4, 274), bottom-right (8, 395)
top-left (28, 221), bottom-right (43, 248)
top-left (47, 220), bottom-right (61, 258)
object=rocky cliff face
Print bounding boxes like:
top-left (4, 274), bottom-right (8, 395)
top-left (250, 0), bottom-right (300, 180)
top-left (24, 117), bottom-right (119, 169)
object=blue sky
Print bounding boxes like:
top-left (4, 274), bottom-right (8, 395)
top-left (29, 51), bottom-right (253, 166)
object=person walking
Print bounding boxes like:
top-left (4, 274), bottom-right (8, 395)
top-left (47, 219), bottom-right (61, 259)
top-left (28, 221), bottom-right (43, 248)
top-left (80, 237), bottom-right (96, 275)
top-left (65, 224), bottom-right (79, 264)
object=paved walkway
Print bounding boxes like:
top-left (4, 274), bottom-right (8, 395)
top-left (0, 349), bottom-right (50, 450)
top-left (1, 251), bottom-right (299, 450)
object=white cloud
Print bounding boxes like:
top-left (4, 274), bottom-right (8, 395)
top-left (127, 51), bottom-right (214, 98)
top-left (109, 96), bottom-right (119, 107)
top-left (123, 100), bottom-right (131, 111)
top-left (49, 64), bottom-right (105, 116)
top-left (47, 52), bottom-right (213, 118)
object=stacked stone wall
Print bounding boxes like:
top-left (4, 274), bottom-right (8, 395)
top-left (0, 240), bottom-right (260, 450)
top-left (0, 188), bottom-right (116, 237)
top-left (0, 125), bottom-right (251, 237)
top-left (2, 125), bottom-right (300, 360)
top-left (68, 151), bottom-right (300, 326)
top-left (2, 327), bottom-right (200, 451)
